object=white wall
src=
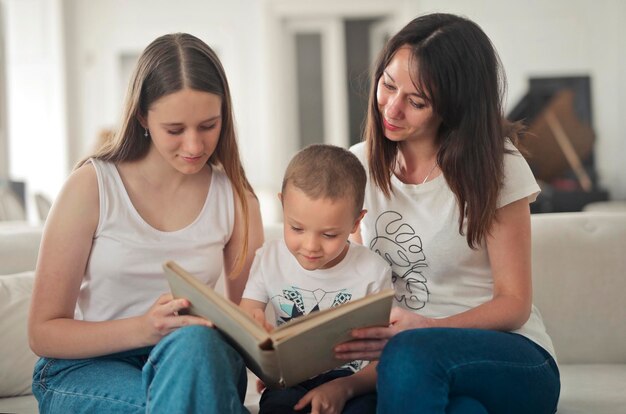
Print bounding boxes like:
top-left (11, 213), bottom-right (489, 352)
top-left (3, 0), bottom-right (625, 222)
top-left (62, 0), bottom-right (283, 220)
top-left (409, 0), bottom-right (626, 198)
top-left (2, 0), bottom-right (67, 222)
top-left (263, 0), bottom-right (626, 201)
top-left (64, 0), bottom-right (266, 176)
top-left (0, 2), bottom-right (7, 178)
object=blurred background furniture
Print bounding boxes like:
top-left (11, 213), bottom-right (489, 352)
top-left (0, 179), bottom-right (26, 221)
top-left (508, 76), bottom-right (610, 213)
top-left (583, 201), bottom-right (626, 213)
top-left (33, 193), bottom-right (52, 223)
top-left (531, 212), bottom-right (626, 413)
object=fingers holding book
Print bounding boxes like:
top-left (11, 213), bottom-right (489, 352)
top-left (141, 293), bottom-right (214, 345)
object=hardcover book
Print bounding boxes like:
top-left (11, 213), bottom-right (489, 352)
top-left (163, 260), bottom-right (394, 388)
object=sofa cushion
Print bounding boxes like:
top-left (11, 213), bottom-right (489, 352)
top-left (0, 224), bottom-right (42, 274)
top-left (0, 271), bottom-right (38, 397)
top-left (531, 212), bottom-right (626, 364)
top-left (558, 364), bottom-right (626, 414)
top-left (0, 394), bottom-right (38, 414)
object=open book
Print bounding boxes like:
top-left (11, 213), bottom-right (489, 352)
top-left (163, 261), bottom-right (394, 388)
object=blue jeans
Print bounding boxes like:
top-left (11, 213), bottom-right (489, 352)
top-left (32, 326), bottom-right (249, 413)
top-left (377, 328), bottom-right (560, 414)
top-left (259, 369), bottom-right (376, 414)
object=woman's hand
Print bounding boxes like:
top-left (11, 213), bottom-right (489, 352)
top-left (293, 379), bottom-right (351, 414)
top-left (334, 307), bottom-right (435, 361)
top-left (140, 293), bottom-right (212, 346)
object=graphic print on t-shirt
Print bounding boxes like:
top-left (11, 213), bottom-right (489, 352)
top-left (271, 287), bottom-right (353, 325)
top-left (271, 286), bottom-right (362, 372)
top-left (369, 211), bottom-right (429, 310)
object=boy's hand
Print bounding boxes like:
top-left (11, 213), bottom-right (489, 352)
top-left (293, 379), bottom-right (350, 414)
top-left (256, 378), bottom-right (266, 394)
top-left (251, 309), bottom-right (274, 332)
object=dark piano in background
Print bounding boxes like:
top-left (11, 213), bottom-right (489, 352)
top-left (507, 76), bottom-right (609, 213)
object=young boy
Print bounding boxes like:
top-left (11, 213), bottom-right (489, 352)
top-left (240, 144), bottom-right (392, 414)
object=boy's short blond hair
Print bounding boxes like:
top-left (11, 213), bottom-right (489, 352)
top-left (281, 144), bottom-right (366, 216)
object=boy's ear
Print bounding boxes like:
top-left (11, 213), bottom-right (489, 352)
top-left (277, 192), bottom-right (283, 203)
top-left (351, 209), bottom-right (367, 233)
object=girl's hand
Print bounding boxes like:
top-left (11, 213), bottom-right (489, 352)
top-left (293, 379), bottom-right (350, 414)
top-left (140, 293), bottom-right (213, 345)
top-left (334, 307), bottom-right (435, 360)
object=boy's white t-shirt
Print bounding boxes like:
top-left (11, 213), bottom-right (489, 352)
top-left (242, 238), bottom-right (392, 371)
top-left (350, 141), bottom-right (556, 360)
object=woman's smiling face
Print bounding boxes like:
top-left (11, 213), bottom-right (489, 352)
top-left (376, 46), bottom-right (441, 143)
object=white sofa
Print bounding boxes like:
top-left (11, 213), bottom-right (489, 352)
top-left (1, 212), bottom-right (625, 413)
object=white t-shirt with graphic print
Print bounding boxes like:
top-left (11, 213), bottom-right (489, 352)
top-left (351, 141), bottom-right (556, 360)
top-left (242, 238), bottom-right (392, 371)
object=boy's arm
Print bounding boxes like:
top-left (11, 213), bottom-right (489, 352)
top-left (240, 298), bottom-right (273, 332)
top-left (293, 362), bottom-right (378, 412)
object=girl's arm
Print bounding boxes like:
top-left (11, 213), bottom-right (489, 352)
top-left (28, 165), bottom-right (210, 359)
top-left (223, 190), bottom-right (264, 304)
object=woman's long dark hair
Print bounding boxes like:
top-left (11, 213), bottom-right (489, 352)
top-left (365, 13), bottom-right (522, 248)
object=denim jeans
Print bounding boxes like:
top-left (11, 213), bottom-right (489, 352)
top-left (32, 325), bottom-right (249, 413)
top-left (376, 328), bottom-right (560, 414)
top-left (259, 369), bottom-right (376, 414)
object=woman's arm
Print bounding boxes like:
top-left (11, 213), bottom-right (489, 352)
top-left (28, 165), bottom-right (209, 359)
top-left (336, 198), bottom-right (533, 360)
top-left (432, 197), bottom-right (533, 330)
top-left (223, 190), bottom-right (264, 304)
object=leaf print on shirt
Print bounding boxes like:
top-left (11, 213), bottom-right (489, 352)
top-left (370, 211), bottom-right (429, 310)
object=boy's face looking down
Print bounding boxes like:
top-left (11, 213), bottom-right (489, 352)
top-left (280, 184), bottom-right (365, 271)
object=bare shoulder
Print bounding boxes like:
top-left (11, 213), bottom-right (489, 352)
top-left (232, 185), bottom-right (261, 205)
top-left (244, 189), bottom-right (261, 209)
top-left (63, 162), bottom-right (99, 209)
top-left (233, 188), bottom-right (263, 228)
top-left (46, 162), bottom-right (100, 235)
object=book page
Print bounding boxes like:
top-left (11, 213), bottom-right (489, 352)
top-left (270, 289), bottom-right (394, 341)
top-left (271, 290), bottom-right (393, 386)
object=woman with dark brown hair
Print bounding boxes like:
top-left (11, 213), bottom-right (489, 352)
top-left (339, 13), bottom-right (560, 413)
top-left (28, 33), bottom-right (263, 413)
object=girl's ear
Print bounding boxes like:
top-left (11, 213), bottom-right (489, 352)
top-left (351, 209), bottom-right (367, 233)
top-left (137, 113), bottom-right (148, 129)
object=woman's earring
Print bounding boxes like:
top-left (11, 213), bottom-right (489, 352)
top-left (144, 128), bottom-right (149, 137)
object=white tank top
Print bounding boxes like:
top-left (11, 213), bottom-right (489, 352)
top-left (75, 158), bottom-right (234, 322)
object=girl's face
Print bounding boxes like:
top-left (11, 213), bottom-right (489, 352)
top-left (376, 47), bottom-right (441, 143)
top-left (143, 88), bottom-right (222, 174)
